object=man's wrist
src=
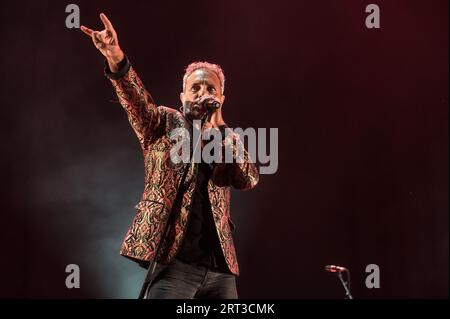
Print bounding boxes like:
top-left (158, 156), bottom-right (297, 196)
top-left (107, 51), bottom-right (125, 72)
top-left (104, 54), bottom-right (131, 80)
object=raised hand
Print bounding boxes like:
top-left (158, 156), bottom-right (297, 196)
top-left (81, 13), bottom-right (124, 72)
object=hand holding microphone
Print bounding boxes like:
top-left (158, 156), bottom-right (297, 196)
top-left (196, 95), bottom-right (221, 113)
top-left (204, 98), bottom-right (221, 112)
top-left (187, 95), bottom-right (225, 130)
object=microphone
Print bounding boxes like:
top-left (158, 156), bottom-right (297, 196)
top-left (324, 265), bottom-right (348, 273)
top-left (203, 98), bottom-right (221, 112)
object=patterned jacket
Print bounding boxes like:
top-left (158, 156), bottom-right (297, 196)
top-left (106, 60), bottom-right (259, 276)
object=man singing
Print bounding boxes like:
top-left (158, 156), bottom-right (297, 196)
top-left (81, 13), bottom-right (259, 299)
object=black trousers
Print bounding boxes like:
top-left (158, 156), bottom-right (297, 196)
top-left (145, 258), bottom-right (238, 299)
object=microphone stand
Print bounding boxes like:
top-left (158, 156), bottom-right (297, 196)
top-left (138, 110), bottom-right (210, 299)
top-left (336, 270), bottom-right (353, 299)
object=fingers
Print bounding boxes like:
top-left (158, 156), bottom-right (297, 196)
top-left (82, 13), bottom-right (118, 52)
top-left (100, 13), bottom-right (115, 32)
top-left (105, 30), bottom-right (116, 45)
top-left (91, 31), bottom-right (104, 50)
top-left (80, 25), bottom-right (94, 36)
top-left (203, 122), bottom-right (213, 130)
top-left (91, 31), bottom-right (116, 52)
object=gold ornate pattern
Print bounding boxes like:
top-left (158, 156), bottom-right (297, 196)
top-left (111, 66), bottom-right (259, 275)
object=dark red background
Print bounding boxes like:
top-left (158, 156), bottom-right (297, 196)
top-left (0, 0), bottom-right (448, 298)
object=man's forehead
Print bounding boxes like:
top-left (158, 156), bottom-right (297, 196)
top-left (187, 69), bottom-right (220, 84)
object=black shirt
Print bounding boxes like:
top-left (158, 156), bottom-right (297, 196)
top-left (176, 126), bottom-right (230, 273)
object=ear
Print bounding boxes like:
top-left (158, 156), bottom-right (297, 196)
top-left (180, 92), bottom-right (185, 105)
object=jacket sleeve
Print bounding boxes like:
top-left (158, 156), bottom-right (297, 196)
top-left (105, 56), bottom-right (162, 150)
top-left (214, 127), bottom-right (259, 190)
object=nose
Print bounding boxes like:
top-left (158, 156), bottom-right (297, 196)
top-left (197, 85), bottom-right (207, 97)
